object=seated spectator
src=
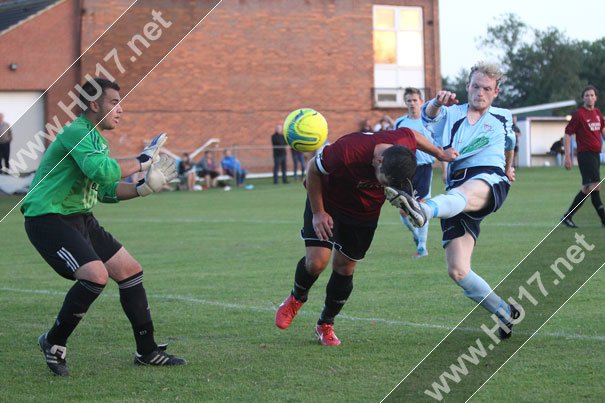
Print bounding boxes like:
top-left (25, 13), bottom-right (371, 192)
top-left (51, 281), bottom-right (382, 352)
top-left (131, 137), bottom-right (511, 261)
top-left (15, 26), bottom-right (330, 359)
top-left (177, 152), bottom-right (196, 190)
top-left (221, 148), bottom-right (247, 187)
top-left (196, 150), bottom-right (220, 188)
top-left (548, 137), bottom-right (565, 166)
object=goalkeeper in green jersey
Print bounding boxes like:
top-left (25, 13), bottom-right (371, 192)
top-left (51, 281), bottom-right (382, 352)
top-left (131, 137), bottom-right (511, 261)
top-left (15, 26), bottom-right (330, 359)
top-left (21, 78), bottom-right (184, 377)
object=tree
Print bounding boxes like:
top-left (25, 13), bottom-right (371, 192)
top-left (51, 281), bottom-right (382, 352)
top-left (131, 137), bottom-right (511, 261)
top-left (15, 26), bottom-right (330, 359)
top-left (441, 69), bottom-right (469, 105)
top-left (504, 27), bottom-right (584, 111)
top-left (443, 13), bottom-right (605, 111)
top-left (577, 38), bottom-right (605, 110)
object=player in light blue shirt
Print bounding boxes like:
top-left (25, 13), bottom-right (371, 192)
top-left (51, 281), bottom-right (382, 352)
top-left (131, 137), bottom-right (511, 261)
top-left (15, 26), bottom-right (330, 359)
top-left (386, 62), bottom-right (520, 339)
top-left (394, 87), bottom-right (437, 258)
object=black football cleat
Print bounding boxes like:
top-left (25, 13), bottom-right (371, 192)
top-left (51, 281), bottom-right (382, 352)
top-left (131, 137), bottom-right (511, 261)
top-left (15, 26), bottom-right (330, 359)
top-left (38, 333), bottom-right (69, 376)
top-left (134, 344), bottom-right (186, 366)
top-left (498, 304), bottom-right (521, 340)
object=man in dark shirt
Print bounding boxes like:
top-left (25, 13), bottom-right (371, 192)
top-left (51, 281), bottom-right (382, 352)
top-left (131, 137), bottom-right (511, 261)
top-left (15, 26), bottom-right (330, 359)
top-left (271, 124), bottom-right (288, 184)
top-left (275, 127), bottom-right (457, 346)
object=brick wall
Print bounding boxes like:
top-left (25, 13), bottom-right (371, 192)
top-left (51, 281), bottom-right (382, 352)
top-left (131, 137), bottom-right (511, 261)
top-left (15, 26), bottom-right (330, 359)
top-left (0, 0), bottom-right (80, 128)
top-left (80, 0), bottom-right (440, 161)
top-left (1, 0), bottom-right (440, 171)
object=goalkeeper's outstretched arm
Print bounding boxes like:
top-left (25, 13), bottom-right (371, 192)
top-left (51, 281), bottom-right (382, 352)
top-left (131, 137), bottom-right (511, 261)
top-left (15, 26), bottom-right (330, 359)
top-left (111, 155), bottom-right (178, 201)
top-left (114, 132), bottom-right (169, 179)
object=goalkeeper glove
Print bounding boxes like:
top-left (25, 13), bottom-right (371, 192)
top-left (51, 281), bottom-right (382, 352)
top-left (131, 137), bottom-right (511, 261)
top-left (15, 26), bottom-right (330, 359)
top-left (136, 156), bottom-right (178, 197)
top-left (137, 132), bottom-right (167, 171)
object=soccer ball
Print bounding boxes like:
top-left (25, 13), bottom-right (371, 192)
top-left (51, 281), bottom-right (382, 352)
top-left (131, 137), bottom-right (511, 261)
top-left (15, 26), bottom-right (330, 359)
top-left (283, 108), bottom-right (328, 152)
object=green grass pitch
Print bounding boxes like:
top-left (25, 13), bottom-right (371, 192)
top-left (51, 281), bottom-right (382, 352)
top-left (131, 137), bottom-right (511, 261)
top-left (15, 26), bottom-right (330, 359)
top-left (0, 167), bottom-right (603, 402)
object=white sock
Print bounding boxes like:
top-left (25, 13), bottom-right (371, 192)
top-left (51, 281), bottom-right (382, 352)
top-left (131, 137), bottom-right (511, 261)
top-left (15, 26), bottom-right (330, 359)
top-left (416, 222), bottom-right (429, 251)
top-left (399, 214), bottom-right (418, 241)
top-left (456, 270), bottom-right (510, 319)
top-left (423, 189), bottom-right (467, 219)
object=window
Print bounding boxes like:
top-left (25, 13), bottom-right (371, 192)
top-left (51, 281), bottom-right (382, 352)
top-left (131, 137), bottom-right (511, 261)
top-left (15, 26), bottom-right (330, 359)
top-left (373, 5), bottom-right (425, 107)
top-left (373, 7), bottom-right (396, 64)
top-left (373, 6), bottom-right (423, 67)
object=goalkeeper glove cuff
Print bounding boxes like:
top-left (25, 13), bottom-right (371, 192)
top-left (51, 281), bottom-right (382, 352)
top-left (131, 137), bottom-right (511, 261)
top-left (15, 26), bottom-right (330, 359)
top-left (136, 179), bottom-right (154, 197)
top-left (136, 154), bottom-right (153, 172)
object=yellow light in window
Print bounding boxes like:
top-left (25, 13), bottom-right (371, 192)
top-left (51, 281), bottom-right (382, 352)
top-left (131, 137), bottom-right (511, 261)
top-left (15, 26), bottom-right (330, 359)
top-left (374, 7), bottom-right (395, 30)
top-left (399, 8), bottom-right (421, 31)
top-left (373, 31), bottom-right (396, 64)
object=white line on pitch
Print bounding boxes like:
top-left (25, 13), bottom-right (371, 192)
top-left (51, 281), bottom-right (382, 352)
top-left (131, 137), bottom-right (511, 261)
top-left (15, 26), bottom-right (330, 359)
top-left (1, 286), bottom-right (603, 342)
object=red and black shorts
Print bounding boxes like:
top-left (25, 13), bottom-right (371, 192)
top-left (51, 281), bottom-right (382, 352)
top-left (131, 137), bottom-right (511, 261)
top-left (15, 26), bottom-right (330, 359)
top-left (24, 213), bottom-right (122, 280)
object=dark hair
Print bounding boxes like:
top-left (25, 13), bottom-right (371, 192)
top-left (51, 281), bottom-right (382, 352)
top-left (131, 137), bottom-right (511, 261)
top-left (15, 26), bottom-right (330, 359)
top-left (582, 85), bottom-right (598, 98)
top-left (380, 145), bottom-right (416, 192)
top-left (79, 77), bottom-right (120, 110)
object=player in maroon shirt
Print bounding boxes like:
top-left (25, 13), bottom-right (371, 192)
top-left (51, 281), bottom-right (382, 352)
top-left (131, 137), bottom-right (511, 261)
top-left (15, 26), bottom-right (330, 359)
top-left (275, 127), bottom-right (458, 346)
top-left (561, 85), bottom-right (605, 228)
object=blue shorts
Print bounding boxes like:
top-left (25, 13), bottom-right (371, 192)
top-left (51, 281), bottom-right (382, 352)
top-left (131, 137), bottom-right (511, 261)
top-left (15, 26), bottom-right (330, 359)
top-left (413, 164), bottom-right (433, 200)
top-left (441, 167), bottom-right (510, 247)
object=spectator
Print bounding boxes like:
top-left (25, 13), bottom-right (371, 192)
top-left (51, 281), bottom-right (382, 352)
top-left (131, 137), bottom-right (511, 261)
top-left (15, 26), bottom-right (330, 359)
top-left (221, 148), bottom-right (247, 187)
top-left (271, 124), bottom-right (288, 184)
top-left (291, 148), bottom-right (305, 181)
top-left (372, 114), bottom-right (395, 132)
top-left (548, 137), bottom-right (565, 166)
top-left (512, 115), bottom-right (521, 167)
top-left (360, 119), bottom-right (373, 132)
top-left (196, 150), bottom-right (220, 189)
top-left (0, 113), bottom-right (12, 173)
top-left (177, 153), bottom-right (195, 190)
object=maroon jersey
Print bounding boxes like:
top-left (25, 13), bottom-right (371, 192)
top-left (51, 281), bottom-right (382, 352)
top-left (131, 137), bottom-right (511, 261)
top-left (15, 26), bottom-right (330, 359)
top-left (315, 128), bottom-right (417, 221)
top-left (565, 107), bottom-right (604, 152)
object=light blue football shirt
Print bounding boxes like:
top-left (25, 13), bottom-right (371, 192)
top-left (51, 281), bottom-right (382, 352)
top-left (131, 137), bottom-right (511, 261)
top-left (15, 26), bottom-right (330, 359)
top-left (394, 115), bottom-right (435, 166)
top-left (421, 103), bottom-right (515, 174)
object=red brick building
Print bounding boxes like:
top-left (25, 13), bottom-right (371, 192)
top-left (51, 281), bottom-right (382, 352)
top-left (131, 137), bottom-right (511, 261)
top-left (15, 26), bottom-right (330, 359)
top-left (0, 0), bottom-right (440, 172)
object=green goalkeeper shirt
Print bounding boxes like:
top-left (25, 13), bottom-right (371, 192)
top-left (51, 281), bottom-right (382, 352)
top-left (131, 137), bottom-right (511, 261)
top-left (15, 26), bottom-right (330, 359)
top-left (21, 115), bottom-right (122, 217)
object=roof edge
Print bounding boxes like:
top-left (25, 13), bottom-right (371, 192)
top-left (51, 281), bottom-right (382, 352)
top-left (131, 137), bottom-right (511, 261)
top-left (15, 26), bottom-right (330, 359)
top-left (0, 0), bottom-right (66, 39)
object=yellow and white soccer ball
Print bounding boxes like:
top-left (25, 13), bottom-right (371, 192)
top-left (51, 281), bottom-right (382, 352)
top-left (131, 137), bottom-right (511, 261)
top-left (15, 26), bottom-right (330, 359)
top-left (283, 108), bottom-right (328, 152)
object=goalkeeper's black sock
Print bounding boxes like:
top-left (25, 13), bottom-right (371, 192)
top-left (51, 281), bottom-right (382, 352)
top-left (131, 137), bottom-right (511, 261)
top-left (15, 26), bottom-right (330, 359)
top-left (292, 257), bottom-right (319, 302)
top-left (318, 271), bottom-right (353, 325)
top-left (118, 272), bottom-right (157, 355)
top-left (590, 190), bottom-right (605, 223)
top-left (565, 191), bottom-right (587, 218)
top-left (47, 280), bottom-right (105, 346)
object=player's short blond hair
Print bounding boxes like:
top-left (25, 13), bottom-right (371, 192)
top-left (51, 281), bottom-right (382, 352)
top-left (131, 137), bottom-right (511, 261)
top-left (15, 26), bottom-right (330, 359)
top-left (468, 62), bottom-right (504, 88)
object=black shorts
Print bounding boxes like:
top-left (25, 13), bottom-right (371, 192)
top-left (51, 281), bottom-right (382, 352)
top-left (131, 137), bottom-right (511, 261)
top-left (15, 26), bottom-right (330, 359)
top-left (24, 213), bottom-right (122, 280)
top-left (300, 198), bottom-right (377, 261)
top-left (577, 151), bottom-right (601, 185)
top-left (441, 167), bottom-right (510, 246)
top-left (413, 164), bottom-right (433, 200)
